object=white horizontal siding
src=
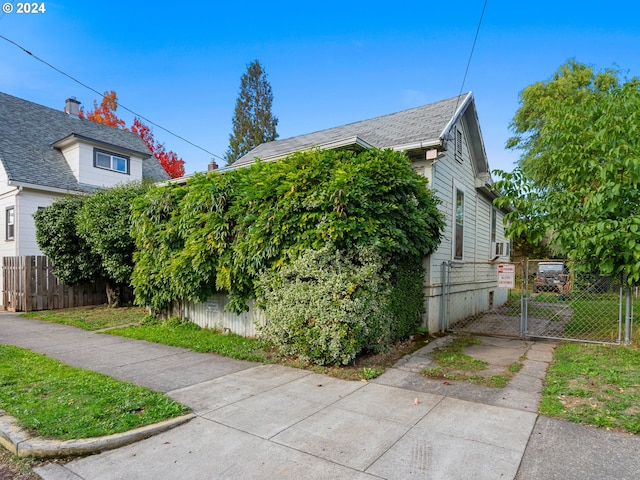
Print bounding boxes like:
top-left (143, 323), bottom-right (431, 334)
top-left (414, 119), bottom-right (508, 332)
top-left (16, 190), bottom-right (64, 256)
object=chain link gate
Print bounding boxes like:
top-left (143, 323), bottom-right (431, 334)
top-left (440, 261), bottom-right (525, 338)
top-left (442, 260), bottom-right (634, 345)
top-left (524, 260), bottom-right (629, 344)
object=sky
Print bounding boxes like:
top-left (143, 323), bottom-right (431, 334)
top-left (1, 1), bottom-right (639, 175)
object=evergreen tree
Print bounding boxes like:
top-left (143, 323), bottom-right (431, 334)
top-left (225, 60), bottom-right (278, 165)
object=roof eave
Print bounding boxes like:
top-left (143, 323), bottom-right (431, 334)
top-left (51, 133), bottom-right (152, 159)
top-left (439, 92), bottom-right (474, 141)
top-left (8, 180), bottom-right (95, 195)
top-left (389, 138), bottom-right (442, 152)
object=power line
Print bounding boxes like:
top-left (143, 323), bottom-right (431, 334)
top-left (0, 34), bottom-right (225, 163)
top-left (453, 0), bottom-right (489, 114)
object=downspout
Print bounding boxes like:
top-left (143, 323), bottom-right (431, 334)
top-left (15, 186), bottom-right (22, 255)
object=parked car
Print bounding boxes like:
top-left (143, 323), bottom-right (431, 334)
top-left (533, 261), bottom-right (568, 294)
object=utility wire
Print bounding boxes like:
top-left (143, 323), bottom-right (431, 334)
top-left (0, 34), bottom-right (225, 162)
top-left (453, 0), bottom-right (489, 115)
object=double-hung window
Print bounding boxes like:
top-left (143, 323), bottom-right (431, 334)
top-left (454, 188), bottom-right (464, 260)
top-left (94, 148), bottom-right (129, 174)
top-left (6, 206), bottom-right (14, 241)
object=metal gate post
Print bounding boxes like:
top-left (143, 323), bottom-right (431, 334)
top-left (522, 259), bottom-right (529, 339)
top-left (625, 285), bottom-right (632, 345)
top-left (439, 262), bottom-right (448, 332)
top-left (618, 285), bottom-right (624, 345)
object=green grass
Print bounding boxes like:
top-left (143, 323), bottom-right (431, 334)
top-left (540, 343), bottom-right (640, 434)
top-left (21, 306), bottom-right (147, 331)
top-left (106, 317), bottom-right (273, 363)
top-left (429, 337), bottom-right (484, 369)
top-left (421, 336), bottom-right (525, 388)
top-left (430, 337), bottom-right (487, 371)
top-left (358, 366), bottom-right (385, 381)
top-left (0, 344), bottom-right (190, 440)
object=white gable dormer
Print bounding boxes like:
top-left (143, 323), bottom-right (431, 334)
top-left (51, 134), bottom-right (145, 188)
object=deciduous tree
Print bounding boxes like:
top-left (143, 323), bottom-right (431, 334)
top-left (225, 60), bottom-right (278, 164)
top-left (78, 90), bottom-right (126, 129)
top-left (131, 118), bottom-right (185, 178)
top-left (495, 61), bottom-right (640, 283)
top-left (80, 91), bottom-right (185, 178)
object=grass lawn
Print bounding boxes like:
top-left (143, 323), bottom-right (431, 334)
top-left (0, 344), bottom-right (190, 440)
top-left (540, 343), bottom-right (640, 434)
top-left (21, 306), bottom-right (147, 331)
top-left (107, 318), bottom-right (274, 363)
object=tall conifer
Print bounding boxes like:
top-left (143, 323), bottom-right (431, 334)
top-left (225, 60), bottom-right (278, 164)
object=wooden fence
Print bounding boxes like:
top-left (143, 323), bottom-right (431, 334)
top-left (2, 256), bottom-right (107, 312)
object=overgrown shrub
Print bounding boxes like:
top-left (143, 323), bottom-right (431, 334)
top-left (131, 148), bottom-right (444, 314)
top-left (256, 245), bottom-right (393, 365)
top-left (35, 183), bottom-right (149, 307)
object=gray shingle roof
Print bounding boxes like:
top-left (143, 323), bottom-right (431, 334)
top-left (234, 93), bottom-right (469, 166)
top-left (0, 92), bottom-right (169, 192)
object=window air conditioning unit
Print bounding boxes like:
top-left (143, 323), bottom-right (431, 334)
top-left (491, 242), bottom-right (510, 260)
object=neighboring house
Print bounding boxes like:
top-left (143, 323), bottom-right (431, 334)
top-left (0, 92), bottom-right (169, 305)
top-left (235, 92), bottom-right (510, 333)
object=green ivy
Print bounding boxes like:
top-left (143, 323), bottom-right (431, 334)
top-left (131, 148), bottom-right (444, 314)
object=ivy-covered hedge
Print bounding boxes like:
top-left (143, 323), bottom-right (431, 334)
top-left (131, 148), bottom-right (443, 362)
top-left (131, 148), bottom-right (443, 313)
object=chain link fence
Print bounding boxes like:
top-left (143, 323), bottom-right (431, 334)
top-left (442, 260), bottom-right (637, 345)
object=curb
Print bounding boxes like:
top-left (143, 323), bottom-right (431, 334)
top-left (0, 410), bottom-right (195, 458)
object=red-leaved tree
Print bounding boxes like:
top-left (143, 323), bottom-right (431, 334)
top-left (79, 91), bottom-right (185, 178)
top-left (78, 90), bottom-right (126, 129)
top-left (131, 118), bottom-right (185, 178)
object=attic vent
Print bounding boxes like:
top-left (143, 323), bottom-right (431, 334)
top-left (64, 97), bottom-right (81, 116)
top-left (455, 128), bottom-right (463, 162)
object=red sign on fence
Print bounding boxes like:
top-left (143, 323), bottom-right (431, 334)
top-left (497, 263), bottom-right (516, 289)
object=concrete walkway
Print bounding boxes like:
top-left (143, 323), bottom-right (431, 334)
top-left (1, 313), bottom-right (639, 480)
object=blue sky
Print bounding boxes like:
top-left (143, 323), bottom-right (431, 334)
top-left (1, 1), bottom-right (639, 175)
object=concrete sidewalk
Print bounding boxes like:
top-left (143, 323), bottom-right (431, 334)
top-left (1, 313), bottom-right (639, 479)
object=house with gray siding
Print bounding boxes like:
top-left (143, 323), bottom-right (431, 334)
top-left (0, 92), bottom-right (169, 305)
top-left (234, 92), bottom-right (510, 333)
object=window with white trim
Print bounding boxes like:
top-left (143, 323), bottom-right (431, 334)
top-left (6, 206), bottom-right (14, 241)
top-left (491, 208), bottom-right (497, 244)
top-left (454, 188), bottom-right (464, 260)
top-left (94, 148), bottom-right (130, 174)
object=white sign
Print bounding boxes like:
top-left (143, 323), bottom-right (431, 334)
top-left (205, 300), bottom-right (220, 314)
top-left (497, 263), bottom-right (516, 289)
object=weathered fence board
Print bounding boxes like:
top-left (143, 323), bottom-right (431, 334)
top-left (2, 256), bottom-right (107, 312)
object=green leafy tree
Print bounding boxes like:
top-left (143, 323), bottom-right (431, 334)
top-left (495, 61), bottom-right (640, 283)
top-left (34, 196), bottom-right (103, 285)
top-left (225, 60), bottom-right (278, 164)
top-left (507, 59), bottom-right (620, 184)
top-left (76, 183), bottom-right (149, 307)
